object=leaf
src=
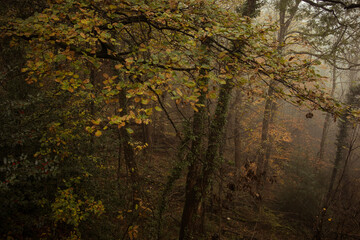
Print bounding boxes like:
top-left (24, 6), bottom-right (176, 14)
top-left (141, 98), bottom-right (150, 105)
top-left (115, 64), bottom-right (124, 70)
top-left (126, 128), bottom-right (134, 134)
top-left (218, 78), bottom-right (226, 84)
top-left (91, 118), bottom-right (101, 125)
top-left (145, 108), bottom-right (153, 116)
top-left (155, 106), bottom-right (162, 112)
top-left (80, 19), bottom-right (90, 25)
top-left (85, 126), bottom-right (93, 133)
top-left (95, 130), bottom-right (102, 137)
top-left (125, 57), bottom-right (134, 64)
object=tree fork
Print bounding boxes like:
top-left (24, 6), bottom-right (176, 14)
top-left (179, 1), bottom-right (257, 239)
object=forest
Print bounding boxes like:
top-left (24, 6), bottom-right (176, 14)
top-left (1, 0), bottom-right (360, 239)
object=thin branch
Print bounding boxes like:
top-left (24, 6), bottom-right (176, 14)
top-left (147, 86), bottom-right (183, 141)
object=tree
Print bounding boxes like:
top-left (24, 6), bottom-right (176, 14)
top-left (313, 84), bottom-right (360, 240)
top-left (257, 0), bottom-right (301, 187)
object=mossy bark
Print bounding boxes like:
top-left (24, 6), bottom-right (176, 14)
top-left (179, 66), bottom-right (208, 240)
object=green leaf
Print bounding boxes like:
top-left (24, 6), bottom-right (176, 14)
top-left (155, 106), bottom-right (162, 112)
top-left (126, 128), bottom-right (134, 134)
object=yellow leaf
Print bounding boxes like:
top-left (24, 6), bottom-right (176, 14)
top-left (95, 130), bottom-right (102, 137)
top-left (80, 19), bottom-right (89, 25)
top-left (145, 108), bottom-right (153, 116)
top-left (91, 118), bottom-right (101, 125)
top-left (141, 98), bottom-right (150, 105)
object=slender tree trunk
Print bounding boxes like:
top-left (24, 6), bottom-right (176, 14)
top-left (257, 83), bottom-right (276, 177)
top-left (156, 113), bottom-right (191, 240)
top-left (319, 113), bottom-right (332, 162)
top-left (257, 0), bottom-right (300, 180)
top-left (234, 91), bottom-right (243, 173)
top-left (319, 60), bottom-right (337, 163)
top-left (119, 88), bottom-right (139, 206)
top-left (263, 99), bottom-right (278, 177)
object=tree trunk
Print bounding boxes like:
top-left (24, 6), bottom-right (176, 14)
top-left (156, 119), bottom-right (191, 240)
top-left (257, 0), bottom-right (300, 180)
top-left (234, 91), bottom-right (243, 172)
top-left (201, 80), bottom-right (233, 200)
top-left (179, 2), bottom-right (257, 239)
top-left (119, 88), bottom-right (139, 206)
top-left (179, 80), bottom-right (234, 240)
top-left (318, 59), bottom-right (337, 163)
top-left (257, 83), bottom-right (276, 177)
top-left (179, 66), bottom-right (208, 240)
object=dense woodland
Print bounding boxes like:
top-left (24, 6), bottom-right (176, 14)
top-left (2, 0), bottom-right (360, 239)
